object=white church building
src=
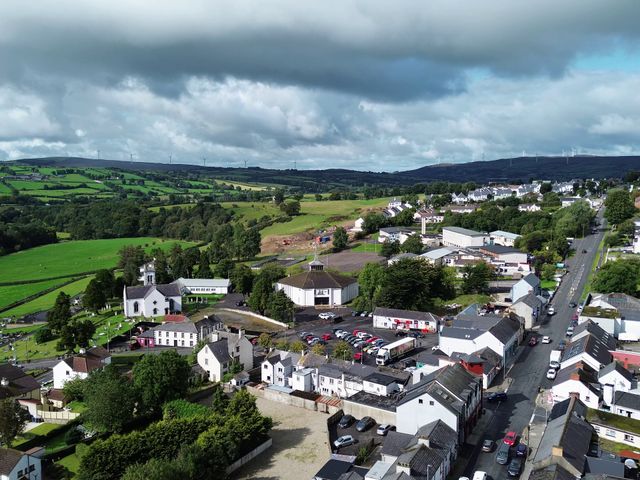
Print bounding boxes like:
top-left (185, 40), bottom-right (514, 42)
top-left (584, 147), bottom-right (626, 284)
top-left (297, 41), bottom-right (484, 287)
top-left (123, 283), bottom-right (182, 318)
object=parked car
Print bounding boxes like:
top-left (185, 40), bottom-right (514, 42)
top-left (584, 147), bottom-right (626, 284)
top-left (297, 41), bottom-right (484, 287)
top-left (366, 337), bottom-right (379, 343)
top-left (569, 302), bottom-right (577, 308)
top-left (377, 424), bottom-right (394, 436)
top-left (547, 306), bottom-right (555, 315)
top-left (496, 442), bottom-right (510, 465)
top-left (482, 439), bottom-right (495, 452)
top-left (507, 458), bottom-right (523, 477)
top-left (322, 333), bottom-right (332, 341)
top-left (582, 249), bottom-right (587, 254)
top-left (558, 340), bottom-right (566, 351)
top-left (353, 352), bottom-right (363, 361)
top-left (319, 312), bottom-right (336, 320)
top-left (395, 330), bottom-right (408, 337)
top-left (542, 336), bottom-right (551, 344)
top-left (546, 368), bottom-right (557, 380)
top-left (473, 472), bottom-right (488, 480)
top-left (503, 431), bottom-right (517, 446)
top-left (566, 327), bottom-right (574, 337)
top-left (486, 392), bottom-right (508, 402)
top-left (360, 311), bottom-right (368, 317)
top-left (332, 328), bottom-right (344, 334)
top-left (529, 337), bottom-right (538, 346)
top-left (352, 311), bottom-right (361, 317)
top-left (338, 414), bottom-right (355, 428)
top-left (334, 435), bottom-right (355, 449)
top-left (515, 443), bottom-right (528, 457)
top-left (356, 416), bottom-right (376, 432)
top-left (299, 331), bottom-right (311, 339)
top-left (353, 329), bottom-right (363, 336)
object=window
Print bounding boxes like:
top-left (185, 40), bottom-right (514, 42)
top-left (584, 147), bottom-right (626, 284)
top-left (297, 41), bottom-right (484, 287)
top-left (264, 364), bottom-right (268, 369)
top-left (204, 358), bottom-right (208, 365)
top-left (29, 465), bottom-right (35, 472)
top-left (278, 367), bottom-right (283, 373)
top-left (419, 399), bottom-right (423, 404)
top-left (236, 346), bottom-right (240, 353)
top-left (153, 300), bottom-right (157, 305)
top-left (606, 429), bottom-right (616, 438)
top-left (133, 301), bottom-right (139, 313)
top-left (430, 400), bottom-right (435, 406)
top-left (625, 434), bottom-right (634, 442)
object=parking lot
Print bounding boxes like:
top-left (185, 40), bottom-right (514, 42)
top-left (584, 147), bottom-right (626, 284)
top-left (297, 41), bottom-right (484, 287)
top-left (328, 413), bottom-right (386, 457)
top-left (281, 308), bottom-right (439, 368)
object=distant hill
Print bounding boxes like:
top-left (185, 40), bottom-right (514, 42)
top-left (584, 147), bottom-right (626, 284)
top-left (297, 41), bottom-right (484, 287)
top-left (11, 154), bottom-right (640, 186)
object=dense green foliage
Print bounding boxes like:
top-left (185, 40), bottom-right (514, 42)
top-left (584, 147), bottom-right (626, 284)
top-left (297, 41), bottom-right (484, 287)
top-left (592, 259), bottom-right (640, 296)
top-left (132, 351), bottom-right (191, 414)
top-left (0, 399), bottom-right (30, 447)
top-left (83, 366), bottom-right (137, 433)
top-left (604, 189), bottom-right (636, 226)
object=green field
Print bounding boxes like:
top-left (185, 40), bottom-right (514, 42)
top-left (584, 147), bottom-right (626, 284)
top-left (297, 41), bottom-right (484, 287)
top-left (214, 179), bottom-right (270, 191)
top-left (260, 198), bottom-right (391, 237)
top-left (1, 276), bottom-right (95, 318)
top-left (0, 278), bottom-right (68, 311)
top-left (221, 202), bottom-right (281, 222)
top-left (0, 237), bottom-right (196, 283)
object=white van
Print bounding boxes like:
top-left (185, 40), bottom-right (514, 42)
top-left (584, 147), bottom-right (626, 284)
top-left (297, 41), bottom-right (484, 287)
top-left (473, 471), bottom-right (488, 480)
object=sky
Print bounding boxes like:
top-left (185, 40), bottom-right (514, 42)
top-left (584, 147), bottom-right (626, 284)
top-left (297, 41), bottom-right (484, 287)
top-left (1, 1), bottom-right (640, 172)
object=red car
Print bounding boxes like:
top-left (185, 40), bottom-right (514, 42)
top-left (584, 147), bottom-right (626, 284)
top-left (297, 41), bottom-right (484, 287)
top-left (504, 431), bottom-right (517, 446)
top-left (529, 337), bottom-right (538, 346)
top-left (321, 333), bottom-right (332, 341)
top-left (353, 329), bottom-right (363, 336)
top-left (353, 352), bottom-right (363, 361)
top-left (366, 337), bottom-right (379, 343)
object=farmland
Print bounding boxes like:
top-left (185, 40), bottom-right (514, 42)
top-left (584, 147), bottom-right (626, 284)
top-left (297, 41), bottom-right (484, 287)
top-left (0, 278), bottom-right (69, 311)
top-left (0, 237), bottom-right (196, 283)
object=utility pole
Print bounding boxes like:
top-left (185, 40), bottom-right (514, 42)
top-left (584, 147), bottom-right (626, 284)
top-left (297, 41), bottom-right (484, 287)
top-left (169, 154), bottom-right (172, 165)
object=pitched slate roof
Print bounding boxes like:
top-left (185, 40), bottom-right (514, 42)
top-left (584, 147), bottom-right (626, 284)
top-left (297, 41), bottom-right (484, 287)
top-left (572, 321), bottom-right (616, 350)
top-left (488, 316), bottom-right (521, 344)
top-left (0, 448), bottom-right (24, 476)
top-left (614, 391), bottom-right (640, 411)
top-left (0, 363), bottom-right (40, 400)
top-left (522, 273), bottom-right (541, 287)
top-left (381, 431), bottom-right (414, 458)
top-left (364, 373), bottom-right (399, 386)
top-left (206, 339), bottom-right (231, 364)
top-left (479, 244), bottom-right (521, 255)
top-left (398, 363), bottom-right (478, 410)
top-left (439, 326), bottom-right (484, 340)
top-left (561, 333), bottom-right (612, 368)
top-left (373, 307), bottom-right (439, 323)
top-left (514, 292), bottom-right (544, 309)
top-left (125, 283), bottom-right (181, 299)
top-left (396, 444), bottom-right (441, 478)
top-left (599, 361), bottom-right (633, 383)
top-left (529, 464), bottom-right (576, 480)
top-left (276, 271), bottom-right (357, 289)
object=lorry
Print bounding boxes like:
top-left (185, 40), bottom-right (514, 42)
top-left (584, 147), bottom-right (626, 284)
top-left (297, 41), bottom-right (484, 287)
top-left (376, 337), bottom-right (417, 365)
top-left (549, 350), bottom-right (562, 369)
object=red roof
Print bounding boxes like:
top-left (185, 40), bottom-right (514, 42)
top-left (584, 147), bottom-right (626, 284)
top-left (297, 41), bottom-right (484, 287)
top-left (164, 314), bottom-right (189, 323)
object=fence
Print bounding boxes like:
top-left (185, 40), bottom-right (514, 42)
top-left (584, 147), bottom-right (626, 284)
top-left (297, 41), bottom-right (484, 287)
top-left (246, 385), bottom-right (342, 414)
top-left (226, 438), bottom-right (272, 474)
top-left (217, 308), bottom-right (289, 328)
top-left (37, 409), bottom-right (80, 424)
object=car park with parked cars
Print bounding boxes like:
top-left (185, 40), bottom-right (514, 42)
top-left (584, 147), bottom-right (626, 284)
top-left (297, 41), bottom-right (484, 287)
top-left (338, 414), bottom-right (355, 428)
top-left (496, 442), bottom-right (510, 465)
top-left (334, 435), bottom-right (355, 449)
top-left (356, 416), bottom-right (375, 432)
top-left (507, 457), bottom-right (523, 477)
top-left (482, 439), bottom-right (495, 452)
top-left (503, 431), bottom-right (517, 446)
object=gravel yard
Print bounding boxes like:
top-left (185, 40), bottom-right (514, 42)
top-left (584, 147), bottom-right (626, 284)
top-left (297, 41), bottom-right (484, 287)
top-left (232, 397), bottom-right (331, 480)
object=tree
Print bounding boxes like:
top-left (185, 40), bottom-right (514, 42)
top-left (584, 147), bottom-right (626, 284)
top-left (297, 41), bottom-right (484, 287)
top-left (461, 262), bottom-right (494, 294)
top-left (267, 290), bottom-right (295, 323)
top-left (332, 340), bottom-right (352, 360)
top-left (0, 399), bottom-right (30, 447)
top-left (232, 225), bottom-right (261, 260)
top-left (275, 339), bottom-right (289, 351)
top-left (257, 333), bottom-right (273, 349)
top-left (83, 279), bottom-right (107, 312)
top-left (47, 291), bottom-right (71, 333)
top-left (605, 188), bottom-right (636, 226)
top-left (541, 264), bottom-right (557, 281)
top-left (57, 319), bottom-right (97, 352)
top-left (119, 245), bottom-right (146, 285)
top-left (196, 253), bottom-right (213, 278)
top-left (289, 340), bottom-right (306, 353)
top-left (230, 264), bottom-right (254, 295)
top-left (83, 367), bottom-right (137, 433)
top-left (273, 189), bottom-right (285, 205)
top-left (332, 227), bottom-right (348, 251)
top-left (311, 343), bottom-right (326, 355)
top-left (362, 212), bottom-right (387, 234)
top-left (394, 209), bottom-right (415, 227)
top-left (210, 383), bottom-right (229, 412)
top-left (540, 182), bottom-right (552, 194)
top-left (279, 201), bottom-right (301, 216)
top-left (400, 235), bottom-right (423, 254)
top-left (357, 262), bottom-right (386, 311)
top-left (133, 350), bottom-right (191, 414)
top-left (248, 276), bottom-right (272, 315)
top-left (380, 240), bottom-right (400, 259)
top-left (214, 258), bottom-right (235, 278)
top-left (592, 260), bottom-right (640, 296)
top-left (34, 326), bottom-right (54, 344)
top-left (94, 269), bottom-right (117, 298)
top-left (62, 377), bottom-right (87, 402)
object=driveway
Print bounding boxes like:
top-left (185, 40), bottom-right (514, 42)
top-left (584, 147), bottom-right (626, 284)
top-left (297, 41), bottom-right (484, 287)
top-left (233, 396), bottom-right (330, 480)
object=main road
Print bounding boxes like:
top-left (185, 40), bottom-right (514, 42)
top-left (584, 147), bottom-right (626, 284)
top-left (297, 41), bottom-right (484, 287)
top-left (461, 210), bottom-right (606, 480)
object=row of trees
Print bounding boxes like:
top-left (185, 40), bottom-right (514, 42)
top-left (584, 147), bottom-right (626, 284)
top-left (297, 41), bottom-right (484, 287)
top-left (78, 387), bottom-right (271, 480)
top-left (0, 205), bottom-right (58, 256)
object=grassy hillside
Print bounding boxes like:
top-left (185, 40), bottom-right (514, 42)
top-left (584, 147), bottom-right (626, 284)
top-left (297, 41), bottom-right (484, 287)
top-left (0, 237), bottom-right (196, 283)
top-left (0, 279), bottom-right (69, 311)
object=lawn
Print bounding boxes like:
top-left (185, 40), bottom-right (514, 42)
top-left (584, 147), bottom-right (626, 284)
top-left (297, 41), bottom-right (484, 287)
top-left (0, 278), bottom-right (68, 311)
top-left (57, 453), bottom-right (81, 476)
top-left (0, 237), bottom-right (196, 283)
top-left (13, 423), bottom-right (62, 447)
top-left (540, 280), bottom-right (557, 290)
top-left (1, 276), bottom-right (94, 318)
top-left (1, 310), bottom-right (132, 362)
top-left (221, 202), bottom-right (281, 223)
top-left (0, 183), bottom-right (12, 194)
top-left (214, 179), bottom-right (270, 191)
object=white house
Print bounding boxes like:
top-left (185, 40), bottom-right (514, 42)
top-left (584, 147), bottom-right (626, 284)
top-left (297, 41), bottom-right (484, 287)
top-left (275, 260), bottom-right (358, 307)
top-left (350, 217), bottom-right (365, 233)
top-left (489, 230), bottom-right (521, 248)
top-left (0, 447), bottom-right (43, 480)
top-left (467, 188), bottom-right (492, 202)
top-left (516, 184), bottom-right (540, 197)
top-left (598, 361), bottom-right (634, 393)
top-left (52, 346), bottom-right (111, 389)
top-left (560, 333), bottom-right (613, 371)
top-left (414, 209), bottom-right (444, 228)
top-left (551, 362), bottom-right (601, 409)
top-left (123, 283), bottom-right (182, 317)
top-left (261, 351), bottom-right (301, 388)
top-left (492, 188), bottom-right (514, 200)
top-left (510, 273), bottom-right (541, 303)
top-left (420, 247), bottom-right (454, 266)
top-left (510, 292), bottom-right (544, 329)
top-left (136, 317), bottom-right (220, 348)
top-left (372, 307), bottom-right (439, 333)
top-left (451, 193), bottom-right (468, 204)
top-left (579, 292), bottom-right (640, 338)
top-left (518, 203), bottom-right (541, 212)
top-left (173, 277), bottom-right (230, 295)
top-left (611, 391), bottom-right (640, 420)
top-left (441, 226), bottom-right (489, 248)
top-left (396, 364), bottom-right (482, 443)
top-left (197, 331), bottom-right (253, 382)
top-left (553, 182), bottom-right (575, 194)
top-left (362, 373), bottom-right (401, 396)
top-left (379, 227), bottom-right (415, 244)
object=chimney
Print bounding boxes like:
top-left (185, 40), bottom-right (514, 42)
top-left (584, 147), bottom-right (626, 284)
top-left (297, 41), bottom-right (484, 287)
top-left (551, 445), bottom-right (563, 458)
top-left (570, 373), bottom-right (581, 381)
top-left (417, 437), bottom-right (430, 447)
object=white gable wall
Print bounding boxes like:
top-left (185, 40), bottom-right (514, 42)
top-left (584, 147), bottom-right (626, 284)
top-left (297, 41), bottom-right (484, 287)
top-left (396, 392), bottom-right (458, 435)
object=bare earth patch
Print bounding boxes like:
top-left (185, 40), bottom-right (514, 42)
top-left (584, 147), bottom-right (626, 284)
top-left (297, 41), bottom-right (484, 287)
top-left (232, 397), bottom-right (331, 480)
